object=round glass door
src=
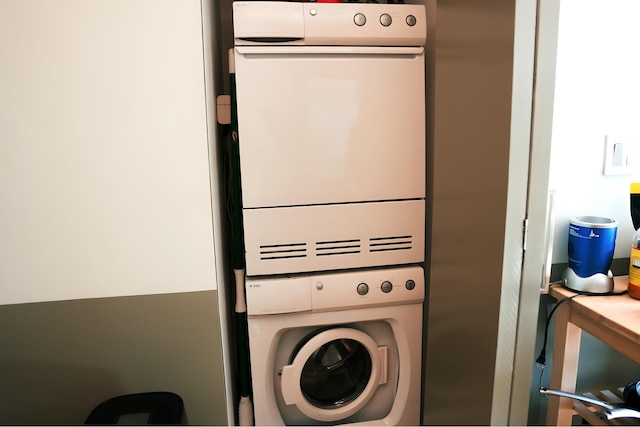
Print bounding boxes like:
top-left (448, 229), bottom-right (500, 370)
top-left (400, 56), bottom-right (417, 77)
top-left (280, 328), bottom-right (386, 422)
top-left (300, 338), bottom-right (372, 409)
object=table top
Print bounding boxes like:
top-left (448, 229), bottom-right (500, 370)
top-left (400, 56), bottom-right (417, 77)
top-left (549, 275), bottom-right (640, 348)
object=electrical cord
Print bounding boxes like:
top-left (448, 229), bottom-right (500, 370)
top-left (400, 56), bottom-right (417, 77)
top-left (536, 279), bottom-right (628, 394)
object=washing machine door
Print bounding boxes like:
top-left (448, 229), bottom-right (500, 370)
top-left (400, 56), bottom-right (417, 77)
top-left (280, 327), bottom-right (388, 423)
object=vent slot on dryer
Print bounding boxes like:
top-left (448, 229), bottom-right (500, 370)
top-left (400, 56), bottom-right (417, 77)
top-left (316, 239), bottom-right (361, 257)
top-left (369, 235), bottom-right (413, 252)
top-left (259, 242), bottom-right (307, 260)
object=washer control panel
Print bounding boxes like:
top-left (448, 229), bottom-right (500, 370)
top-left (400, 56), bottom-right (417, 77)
top-left (315, 267), bottom-right (424, 312)
top-left (355, 278), bottom-right (415, 296)
top-left (312, 266), bottom-right (424, 312)
top-left (245, 265), bottom-right (424, 315)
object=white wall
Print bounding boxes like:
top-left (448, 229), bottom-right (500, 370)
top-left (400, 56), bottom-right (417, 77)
top-left (550, 0), bottom-right (640, 263)
top-left (0, 0), bottom-right (219, 304)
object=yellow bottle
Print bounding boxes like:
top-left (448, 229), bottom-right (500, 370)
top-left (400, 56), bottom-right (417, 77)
top-left (628, 182), bottom-right (640, 299)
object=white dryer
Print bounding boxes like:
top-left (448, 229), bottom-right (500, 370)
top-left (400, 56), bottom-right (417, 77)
top-left (233, 2), bottom-right (427, 276)
top-left (245, 266), bottom-right (424, 425)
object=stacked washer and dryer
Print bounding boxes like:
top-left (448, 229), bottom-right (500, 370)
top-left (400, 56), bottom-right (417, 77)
top-left (231, 1), bottom-right (427, 425)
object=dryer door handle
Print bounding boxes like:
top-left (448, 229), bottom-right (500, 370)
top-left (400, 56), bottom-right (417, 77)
top-left (281, 365), bottom-right (299, 405)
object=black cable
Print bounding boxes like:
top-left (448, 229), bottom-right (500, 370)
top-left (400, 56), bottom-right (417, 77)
top-left (536, 292), bottom-right (579, 366)
top-left (536, 281), bottom-right (629, 392)
top-left (561, 286), bottom-right (628, 297)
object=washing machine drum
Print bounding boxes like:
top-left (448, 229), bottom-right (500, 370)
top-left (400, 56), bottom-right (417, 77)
top-left (277, 326), bottom-right (397, 424)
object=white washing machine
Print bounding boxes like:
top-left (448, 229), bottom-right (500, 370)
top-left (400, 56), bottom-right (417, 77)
top-left (245, 266), bottom-right (424, 425)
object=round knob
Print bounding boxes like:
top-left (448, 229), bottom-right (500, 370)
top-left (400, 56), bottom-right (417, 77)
top-left (354, 13), bottom-right (366, 26)
top-left (380, 13), bottom-right (392, 27)
top-left (406, 15), bottom-right (417, 26)
top-left (381, 280), bottom-right (393, 293)
top-left (405, 279), bottom-right (416, 290)
top-left (357, 282), bottom-right (369, 295)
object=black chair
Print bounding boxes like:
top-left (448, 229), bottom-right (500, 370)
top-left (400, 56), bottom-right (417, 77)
top-left (85, 392), bottom-right (186, 425)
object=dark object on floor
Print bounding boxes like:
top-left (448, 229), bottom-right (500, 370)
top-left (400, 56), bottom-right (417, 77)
top-left (624, 381), bottom-right (640, 410)
top-left (85, 392), bottom-right (186, 425)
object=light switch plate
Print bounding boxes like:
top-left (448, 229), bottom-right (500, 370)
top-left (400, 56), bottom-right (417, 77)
top-left (603, 134), bottom-right (635, 176)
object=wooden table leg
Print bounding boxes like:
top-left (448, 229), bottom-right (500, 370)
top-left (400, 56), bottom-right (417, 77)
top-left (546, 300), bottom-right (582, 426)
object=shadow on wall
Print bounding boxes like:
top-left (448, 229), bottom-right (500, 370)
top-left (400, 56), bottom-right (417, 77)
top-left (0, 360), bottom-right (125, 425)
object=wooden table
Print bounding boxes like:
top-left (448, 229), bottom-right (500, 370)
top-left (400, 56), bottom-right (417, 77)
top-left (546, 275), bottom-right (640, 425)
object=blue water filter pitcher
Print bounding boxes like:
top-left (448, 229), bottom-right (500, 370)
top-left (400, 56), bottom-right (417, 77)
top-left (563, 216), bottom-right (617, 293)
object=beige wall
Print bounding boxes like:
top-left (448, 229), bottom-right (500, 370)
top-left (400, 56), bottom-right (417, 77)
top-left (0, 291), bottom-right (227, 425)
top-left (424, 0), bottom-right (517, 424)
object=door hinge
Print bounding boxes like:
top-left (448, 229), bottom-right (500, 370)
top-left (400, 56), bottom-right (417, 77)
top-left (523, 217), bottom-right (529, 251)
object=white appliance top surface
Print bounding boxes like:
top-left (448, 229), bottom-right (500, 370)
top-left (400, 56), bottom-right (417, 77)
top-left (245, 265), bottom-right (425, 315)
top-left (233, 1), bottom-right (426, 46)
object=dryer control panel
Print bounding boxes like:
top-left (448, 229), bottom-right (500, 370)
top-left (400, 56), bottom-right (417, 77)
top-left (246, 265), bottom-right (424, 316)
top-left (233, 1), bottom-right (427, 47)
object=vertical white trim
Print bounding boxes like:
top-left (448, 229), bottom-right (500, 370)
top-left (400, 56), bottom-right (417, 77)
top-left (507, 0), bottom-right (562, 424)
top-left (490, 0), bottom-right (538, 424)
top-left (200, 0), bottom-right (234, 423)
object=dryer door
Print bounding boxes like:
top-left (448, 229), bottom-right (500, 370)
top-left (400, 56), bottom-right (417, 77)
top-left (280, 327), bottom-right (388, 423)
top-left (233, 45), bottom-right (426, 209)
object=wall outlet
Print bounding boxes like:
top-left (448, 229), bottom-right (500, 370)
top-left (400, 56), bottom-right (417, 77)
top-left (603, 134), bottom-right (636, 176)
